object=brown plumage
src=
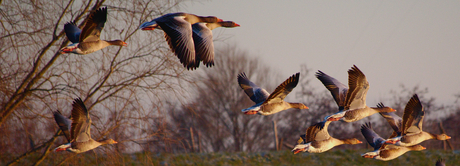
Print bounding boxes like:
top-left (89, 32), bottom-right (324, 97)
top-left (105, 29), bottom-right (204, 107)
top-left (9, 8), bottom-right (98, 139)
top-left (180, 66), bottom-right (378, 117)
top-left (292, 121), bottom-right (362, 154)
top-left (60, 7), bottom-right (127, 54)
top-left (54, 98), bottom-right (117, 153)
top-left (140, 12), bottom-right (224, 70)
top-left (320, 65), bottom-right (396, 122)
top-left (238, 72), bottom-right (308, 115)
top-left (385, 94), bottom-right (451, 146)
top-left (360, 122), bottom-right (426, 161)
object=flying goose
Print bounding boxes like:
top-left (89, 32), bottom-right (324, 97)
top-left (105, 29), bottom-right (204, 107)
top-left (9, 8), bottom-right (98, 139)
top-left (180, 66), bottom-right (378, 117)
top-left (60, 7), bottom-right (127, 54)
top-left (385, 94), bottom-right (451, 146)
top-left (54, 98), bottom-right (117, 153)
top-left (292, 121), bottom-right (362, 154)
top-left (238, 72), bottom-right (308, 115)
top-left (139, 12), bottom-right (223, 70)
top-left (318, 65), bottom-right (396, 122)
top-left (360, 122), bottom-right (425, 161)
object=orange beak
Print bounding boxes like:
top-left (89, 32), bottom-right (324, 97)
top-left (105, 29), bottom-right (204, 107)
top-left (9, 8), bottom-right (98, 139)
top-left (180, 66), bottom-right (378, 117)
top-left (243, 111), bottom-right (258, 115)
top-left (293, 148), bottom-right (304, 154)
top-left (421, 146), bottom-right (426, 150)
top-left (235, 23), bottom-right (241, 27)
top-left (218, 18), bottom-right (224, 22)
top-left (446, 136), bottom-right (451, 139)
top-left (357, 140), bottom-right (363, 144)
top-left (362, 154), bottom-right (375, 158)
top-left (113, 140), bottom-right (118, 144)
top-left (142, 27), bottom-right (156, 31)
top-left (385, 140), bottom-right (399, 144)
top-left (327, 117), bottom-right (342, 121)
top-left (122, 42), bottom-right (128, 46)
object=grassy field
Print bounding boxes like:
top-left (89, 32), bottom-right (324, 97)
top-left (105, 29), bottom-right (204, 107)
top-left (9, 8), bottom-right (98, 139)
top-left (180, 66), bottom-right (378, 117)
top-left (2, 149), bottom-right (459, 165)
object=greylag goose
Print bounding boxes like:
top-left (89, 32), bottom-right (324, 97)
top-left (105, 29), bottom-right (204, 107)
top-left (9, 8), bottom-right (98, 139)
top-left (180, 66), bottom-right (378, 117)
top-left (292, 121), bottom-right (362, 154)
top-left (360, 122), bottom-right (425, 161)
top-left (318, 65), bottom-right (396, 122)
top-left (60, 7), bottom-right (127, 54)
top-left (385, 94), bottom-right (451, 146)
top-left (190, 21), bottom-right (240, 68)
top-left (54, 98), bottom-right (117, 153)
top-left (436, 158), bottom-right (446, 166)
top-left (139, 13), bottom-right (223, 70)
top-left (238, 72), bottom-right (308, 115)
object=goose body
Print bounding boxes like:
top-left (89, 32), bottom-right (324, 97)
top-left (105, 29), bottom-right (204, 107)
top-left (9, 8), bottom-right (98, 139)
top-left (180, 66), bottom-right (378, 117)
top-left (139, 12), bottom-right (223, 70)
top-left (54, 98), bottom-right (117, 153)
top-left (292, 121), bottom-right (362, 154)
top-left (317, 65), bottom-right (395, 122)
top-left (360, 122), bottom-right (425, 161)
top-left (385, 94), bottom-right (451, 146)
top-left (60, 7), bottom-right (127, 55)
top-left (238, 72), bottom-right (308, 116)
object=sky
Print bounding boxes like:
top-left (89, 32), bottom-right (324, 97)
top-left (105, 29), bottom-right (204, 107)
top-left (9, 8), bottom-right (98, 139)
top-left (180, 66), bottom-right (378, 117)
top-left (184, 0), bottom-right (460, 105)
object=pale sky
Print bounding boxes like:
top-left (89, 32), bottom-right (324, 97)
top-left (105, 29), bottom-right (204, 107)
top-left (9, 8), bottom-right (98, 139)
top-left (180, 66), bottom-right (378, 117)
top-left (184, 0), bottom-right (460, 105)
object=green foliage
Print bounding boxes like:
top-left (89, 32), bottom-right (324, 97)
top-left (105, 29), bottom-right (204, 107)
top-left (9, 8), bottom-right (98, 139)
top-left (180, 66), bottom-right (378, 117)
top-left (4, 149), bottom-right (458, 165)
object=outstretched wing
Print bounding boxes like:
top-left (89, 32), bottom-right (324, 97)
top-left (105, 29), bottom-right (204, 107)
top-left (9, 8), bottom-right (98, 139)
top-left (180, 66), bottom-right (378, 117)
top-left (64, 22), bottom-right (81, 43)
top-left (80, 7), bottom-right (107, 42)
top-left (158, 16), bottom-right (196, 68)
top-left (305, 121), bottom-right (331, 142)
top-left (360, 122), bottom-right (385, 151)
top-left (70, 98), bottom-right (92, 142)
top-left (344, 65), bottom-right (369, 110)
top-left (377, 103), bottom-right (402, 138)
top-left (401, 94), bottom-right (424, 135)
top-left (237, 72), bottom-right (270, 104)
top-left (192, 23), bottom-right (215, 68)
top-left (315, 70), bottom-right (348, 111)
top-left (53, 110), bottom-right (72, 142)
top-left (264, 72), bottom-right (300, 104)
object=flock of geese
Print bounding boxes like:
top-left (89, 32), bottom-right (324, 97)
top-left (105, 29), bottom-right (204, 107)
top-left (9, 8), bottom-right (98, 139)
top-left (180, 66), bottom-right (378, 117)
top-left (55, 7), bottom-right (239, 153)
top-left (237, 65), bottom-right (451, 161)
top-left (53, 7), bottom-right (450, 164)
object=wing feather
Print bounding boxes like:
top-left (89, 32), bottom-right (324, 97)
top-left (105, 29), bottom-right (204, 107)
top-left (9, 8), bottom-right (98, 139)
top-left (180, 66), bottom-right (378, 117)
top-left (344, 65), bottom-right (369, 110)
top-left (264, 72), bottom-right (300, 104)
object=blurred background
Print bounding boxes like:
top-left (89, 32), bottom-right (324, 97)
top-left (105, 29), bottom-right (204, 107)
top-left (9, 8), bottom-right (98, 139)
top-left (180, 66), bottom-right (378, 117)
top-left (1, 0), bottom-right (459, 165)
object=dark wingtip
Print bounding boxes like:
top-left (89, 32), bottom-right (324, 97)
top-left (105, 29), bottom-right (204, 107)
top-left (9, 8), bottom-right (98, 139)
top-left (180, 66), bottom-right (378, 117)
top-left (361, 122), bottom-right (372, 131)
top-left (315, 70), bottom-right (325, 78)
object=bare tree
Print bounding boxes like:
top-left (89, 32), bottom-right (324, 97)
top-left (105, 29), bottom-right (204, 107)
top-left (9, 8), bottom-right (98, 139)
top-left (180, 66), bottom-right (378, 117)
top-left (0, 0), bottom-right (196, 164)
top-left (166, 44), bottom-right (284, 152)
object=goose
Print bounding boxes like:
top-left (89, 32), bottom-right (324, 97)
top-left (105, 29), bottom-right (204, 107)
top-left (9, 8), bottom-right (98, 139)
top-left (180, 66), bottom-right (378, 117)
top-left (360, 122), bottom-right (425, 161)
top-left (54, 98), bottom-right (117, 153)
top-left (237, 72), bottom-right (308, 115)
top-left (318, 65), bottom-right (395, 122)
top-left (384, 94), bottom-right (451, 146)
top-left (190, 21), bottom-right (240, 69)
top-left (139, 12), bottom-right (223, 70)
top-left (60, 7), bottom-right (127, 54)
top-left (292, 121), bottom-right (362, 154)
